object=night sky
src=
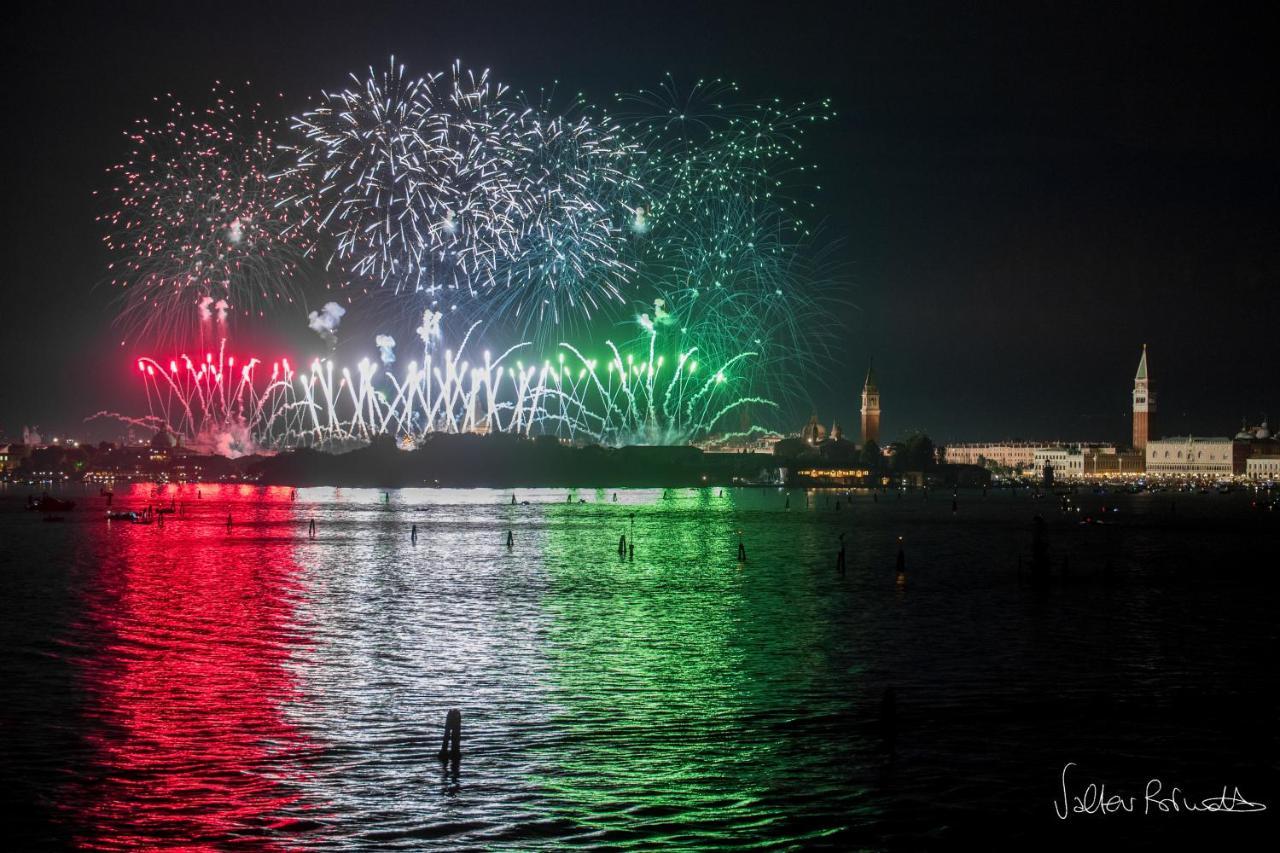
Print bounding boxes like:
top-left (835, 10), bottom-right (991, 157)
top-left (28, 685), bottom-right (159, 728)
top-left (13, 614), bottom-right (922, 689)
top-left (1, 1), bottom-right (1276, 444)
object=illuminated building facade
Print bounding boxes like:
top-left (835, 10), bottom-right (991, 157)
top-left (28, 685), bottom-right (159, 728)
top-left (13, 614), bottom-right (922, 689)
top-left (1145, 436), bottom-right (1241, 477)
top-left (1247, 457), bottom-right (1280, 480)
top-left (945, 442), bottom-right (1047, 470)
top-left (1081, 447), bottom-right (1145, 476)
top-left (1145, 422), bottom-right (1276, 478)
top-left (1033, 448), bottom-right (1084, 479)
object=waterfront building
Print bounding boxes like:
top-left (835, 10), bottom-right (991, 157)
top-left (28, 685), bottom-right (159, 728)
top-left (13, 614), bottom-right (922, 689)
top-left (790, 466), bottom-right (872, 487)
top-left (1145, 436), bottom-right (1240, 477)
top-left (944, 442), bottom-right (1051, 470)
top-left (944, 442), bottom-right (1127, 478)
top-left (1236, 419), bottom-right (1280, 474)
top-left (1145, 420), bottom-right (1278, 478)
top-left (1082, 447), bottom-right (1146, 476)
top-left (860, 362), bottom-right (880, 446)
top-left (0, 443), bottom-right (30, 473)
top-left (1246, 456), bottom-right (1280, 480)
top-left (1132, 344), bottom-right (1155, 452)
top-left (946, 441), bottom-right (1117, 474)
top-left (1033, 447), bottom-right (1084, 479)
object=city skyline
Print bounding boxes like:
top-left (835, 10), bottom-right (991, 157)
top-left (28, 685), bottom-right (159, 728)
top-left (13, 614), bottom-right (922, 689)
top-left (5, 339), bottom-right (1274, 450)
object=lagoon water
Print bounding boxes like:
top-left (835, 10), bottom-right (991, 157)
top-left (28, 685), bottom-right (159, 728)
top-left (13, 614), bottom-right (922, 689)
top-left (2, 484), bottom-right (1276, 849)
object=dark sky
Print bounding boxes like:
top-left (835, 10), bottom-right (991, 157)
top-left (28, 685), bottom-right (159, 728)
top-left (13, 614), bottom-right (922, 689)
top-left (2, 1), bottom-right (1277, 444)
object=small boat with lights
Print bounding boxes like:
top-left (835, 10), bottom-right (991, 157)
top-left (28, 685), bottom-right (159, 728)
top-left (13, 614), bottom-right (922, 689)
top-left (28, 495), bottom-right (75, 512)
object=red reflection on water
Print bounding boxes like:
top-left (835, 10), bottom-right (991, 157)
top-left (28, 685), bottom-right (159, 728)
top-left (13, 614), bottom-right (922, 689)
top-left (71, 484), bottom-right (321, 850)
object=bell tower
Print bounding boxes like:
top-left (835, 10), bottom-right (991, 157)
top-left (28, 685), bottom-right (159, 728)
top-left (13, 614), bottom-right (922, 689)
top-left (1132, 344), bottom-right (1155, 451)
top-left (860, 361), bottom-right (880, 446)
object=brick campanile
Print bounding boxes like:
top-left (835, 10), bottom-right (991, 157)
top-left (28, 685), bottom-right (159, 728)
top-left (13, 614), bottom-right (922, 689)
top-left (860, 361), bottom-right (880, 446)
top-left (1132, 344), bottom-right (1155, 451)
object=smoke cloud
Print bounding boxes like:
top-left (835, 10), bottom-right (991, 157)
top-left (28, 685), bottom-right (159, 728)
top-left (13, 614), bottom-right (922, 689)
top-left (375, 334), bottom-right (396, 365)
top-left (198, 296), bottom-right (230, 324)
top-left (308, 302), bottom-right (346, 347)
top-left (191, 421), bottom-right (263, 459)
top-left (416, 309), bottom-right (443, 352)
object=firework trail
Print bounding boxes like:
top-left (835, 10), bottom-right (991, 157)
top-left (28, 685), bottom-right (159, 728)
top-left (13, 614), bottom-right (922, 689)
top-left (124, 318), bottom-right (766, 451)
top-left (288, 58), bottom-right (531, 301)
top-left (615, 77), bottom-right (844, 413)
top-left (617, 75), bottom-right (832, 228)
top-left (483, 96), bottom-right (644, 336)
top-left (98, 82), bottom-right (320, 347)
top-left (290, 61), bottom-right (650, 342)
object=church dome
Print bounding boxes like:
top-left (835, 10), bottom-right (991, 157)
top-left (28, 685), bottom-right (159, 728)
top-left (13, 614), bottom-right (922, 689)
top-left (801, 414), bottom-right (827, 444)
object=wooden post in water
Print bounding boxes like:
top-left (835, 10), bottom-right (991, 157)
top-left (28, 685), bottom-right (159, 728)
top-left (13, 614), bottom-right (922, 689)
top-left (439, 708), bottom-right (462, 761)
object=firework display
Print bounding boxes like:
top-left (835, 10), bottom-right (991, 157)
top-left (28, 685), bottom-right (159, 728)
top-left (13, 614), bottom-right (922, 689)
top-left (104, 60), bottom-right (841, 448)
top-left (617, 78), bottom-right (841, 411)
top-left (128, 322), bottom-right (769, 454)
top-left (288, 61), bottom-right (649, 332)
top-left (99, 83), bottom-right (320, 346)
top-left (492, 105), bottom-right (643, 333)
top-left (288, 59), bottom-right (532, 301)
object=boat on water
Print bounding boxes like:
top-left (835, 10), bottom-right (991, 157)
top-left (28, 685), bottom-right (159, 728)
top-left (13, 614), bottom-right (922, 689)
top-left (106, 511), bottom-right (139, 521)
top-left (27, 495), bottom-right (75, 512)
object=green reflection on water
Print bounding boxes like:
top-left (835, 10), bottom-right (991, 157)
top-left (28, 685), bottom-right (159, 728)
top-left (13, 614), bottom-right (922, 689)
top-left (529, 488), bottom-right (877, 846)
